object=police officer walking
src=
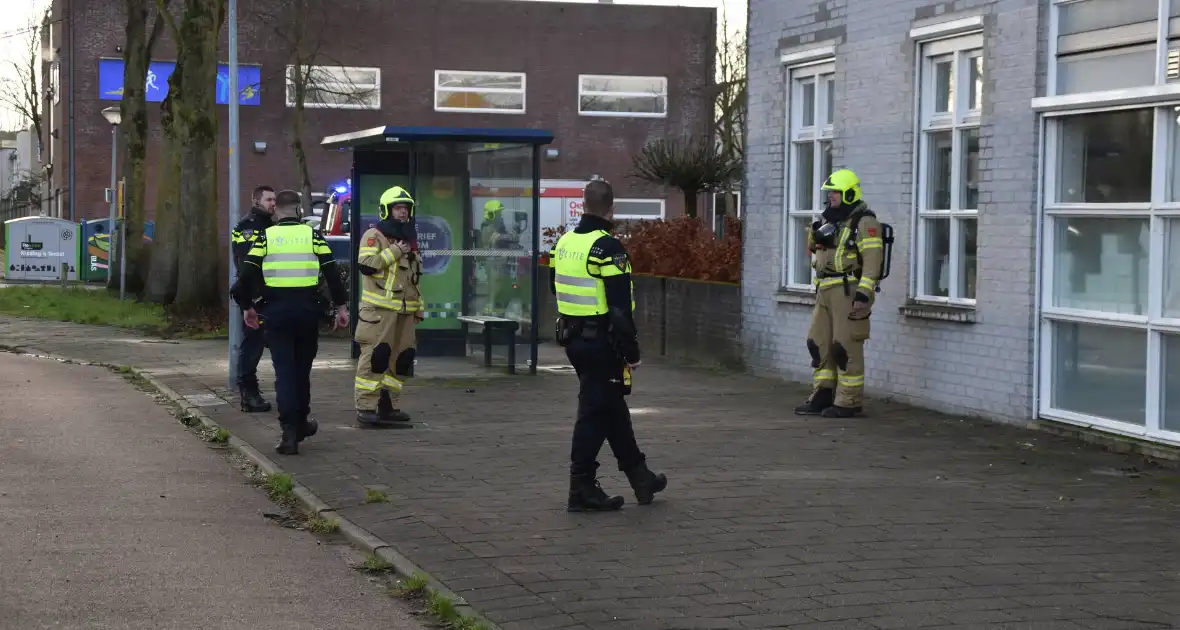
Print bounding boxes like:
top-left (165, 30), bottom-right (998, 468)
top-left (231, 185), bottom-right (277, 412)
top-left (794, 169), bottom-right (884, 418)
top-left (231, 190), bottom-right (350, 454)
top-left (551, 179), bottom-right (667, 512)
top-left (353, 186), bottom-right (424, 428)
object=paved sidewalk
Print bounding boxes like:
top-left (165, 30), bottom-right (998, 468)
top-left (0, 349), bottom-right (425, 630)
top-left (4, 316), bottom-right (1180, 630)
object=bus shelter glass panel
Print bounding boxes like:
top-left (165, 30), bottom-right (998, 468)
top-left (412, 141), bottom-right (538, 337)
top-left (467, 143), bottom-right (535, 322)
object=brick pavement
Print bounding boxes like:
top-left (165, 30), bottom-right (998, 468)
top-left (4, 315), bottom-right (1180, 630)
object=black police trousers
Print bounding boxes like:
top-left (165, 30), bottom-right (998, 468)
top-left (237, 319), bottom-right (266, 391)
top-left (261, 300), bottom-right (319, 430)
top-left (565, 334), bottom-right (645, 476)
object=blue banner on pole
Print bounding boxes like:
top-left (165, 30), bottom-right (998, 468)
top-left (97, 58), bottom-right (262, 105)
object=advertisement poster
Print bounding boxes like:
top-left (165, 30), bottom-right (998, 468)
top-left (357, 174), bottom-right (463, 331)
top-left (97, 58), bottom-right (262, 106)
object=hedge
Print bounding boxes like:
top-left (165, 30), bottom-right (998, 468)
top-left (541, 216), bottom-right (742, 283)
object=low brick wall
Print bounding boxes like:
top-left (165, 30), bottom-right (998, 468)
top-left (539, 274), bottom-right (743, 369)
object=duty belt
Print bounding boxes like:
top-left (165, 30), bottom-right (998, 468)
top-left (561, 316), bottom-right (605, 340)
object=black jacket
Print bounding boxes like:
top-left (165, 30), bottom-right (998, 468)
top-left (231, 207), bottom-right (274, 269)
top-left (229, 217), bottom-right (349, 311)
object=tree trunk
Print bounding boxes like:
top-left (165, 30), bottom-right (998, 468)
top-left (145, 7), bottom-right (183, 305)
top-left (117, 0), bottom-right (166, 296)
top-left (171, 0), bottom-right (225, 312)
top-left (145, 130), bottom-right (180, 303)
top-left (683, 190), bottom-right (698, 219)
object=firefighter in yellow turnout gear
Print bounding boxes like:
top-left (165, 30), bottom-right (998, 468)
top-left (795, 169), bottom-right (886, 418)
top-left (353, 186), bottom-right (424, 427)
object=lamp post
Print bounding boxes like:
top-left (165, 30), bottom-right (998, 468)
top-left (227, 0), bottom-right (242, 390)
top-left (101, 107), bottom-right (121, 296)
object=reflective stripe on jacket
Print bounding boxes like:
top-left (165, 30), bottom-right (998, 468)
top-left (260, 224), bottom-right (319, 288)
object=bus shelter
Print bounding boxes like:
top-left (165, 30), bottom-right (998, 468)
top-left (319, 126), bottom-right (554, 374)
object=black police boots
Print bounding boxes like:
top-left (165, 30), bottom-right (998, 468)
top-left (297, 416), bottom-right (318, 442)
top-left (240, 388), bottom-right (272, 413)
top-left (794, 387), bottom-right (834, 416)
top-left (275, 426), bottom-right (299, 455)
top-left (623, 463), bottom-right (668, 506)
top-left (567, 473), bottom-right (625, 512)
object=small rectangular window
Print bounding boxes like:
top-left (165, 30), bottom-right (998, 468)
top-left (578, 75), bottom-right (668, 117)
top-left (613, 199), bottom-right (665, 220)
top-left (285, 65), bottom-right (380, 110)
top-left (1051, 0), bottom-right (1158, 96)
top-left (434, 70), bottom-right (526, 114)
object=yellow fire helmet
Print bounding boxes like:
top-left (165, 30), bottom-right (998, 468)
top-left (820, 168), bottom-right (862, 205)
top-left (483, 200), bottom-right (506, 222)
top-left (378, 186), bottom-right (415, 220)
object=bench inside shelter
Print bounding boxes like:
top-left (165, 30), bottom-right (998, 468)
top-left (458, 315), bottom-right (520, 374)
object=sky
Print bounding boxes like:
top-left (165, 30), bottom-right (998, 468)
top-left (0, 0), bottom-right (746, 131)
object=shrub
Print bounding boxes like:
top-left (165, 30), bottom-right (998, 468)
top-left (541, 216), bottom-right (742, 284)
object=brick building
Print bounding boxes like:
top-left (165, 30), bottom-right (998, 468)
top-left (40, 0), bottom-right (715, 228)
top-left (744, 0), bottom-right (1180, 446)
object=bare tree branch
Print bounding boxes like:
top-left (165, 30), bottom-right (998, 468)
top-left (689, 5), bottom-right (746, 175)
top-left (0, 9), bottom-right (48, 155)
top-left (247, 0), bottom-right (375, 213)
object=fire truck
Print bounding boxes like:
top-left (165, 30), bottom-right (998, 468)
top-left (317, 181), bottom-right (367, 263)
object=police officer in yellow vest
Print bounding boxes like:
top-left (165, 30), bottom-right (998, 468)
top-left (795, 169), bottom-right (884, 418)
top-left (231, 190), bottom-right (350, 455)
top-left (353, 186), bottom-right (425, 427)
top-left (551, 179), bottom-right (666, 512)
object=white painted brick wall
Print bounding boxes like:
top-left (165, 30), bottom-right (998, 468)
top-left (743, 0), bottom-right (1044, 422)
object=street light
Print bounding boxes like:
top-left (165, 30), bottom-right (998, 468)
top-left (101, 107), bottom-right (121, 126)
top-left (101, 107), bottom-right (122, 299)
top-left (227, 0), bottom-right (243, 390)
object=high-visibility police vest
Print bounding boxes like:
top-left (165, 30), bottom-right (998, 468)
top-left (261, 224), bottom-right (319, 288)
top-left (552, 229), bottom-right (635, 316)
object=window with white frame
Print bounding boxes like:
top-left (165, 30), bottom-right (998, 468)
top-left (1051, 0), bottom-right (1159, 96)
top-left (1041, 108), bottom-right (1157, 432)
top-left (1037, 0), bottom-right (1180, 439)
top-left (1048, 0), bottom-right (1180, 96)
top-left (578, 75), bottom-right (667, 117)
top-left (285, 65), bottom-right (380, 110)
top-left (434, 70), bottom-right (526, 114)
top-left (782, 60), bottom-right (835, 291)
top-left (914, 32), bottom-right (982, 303)
top-left (613, 199), bottom-right (665, 220)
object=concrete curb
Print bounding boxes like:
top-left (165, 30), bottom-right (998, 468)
top-left (131, 368), bottom-right (499, 630)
